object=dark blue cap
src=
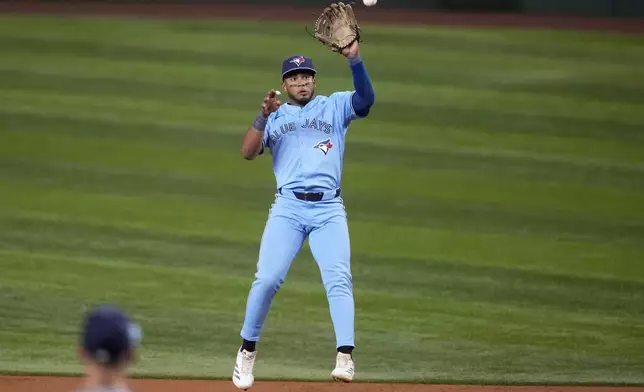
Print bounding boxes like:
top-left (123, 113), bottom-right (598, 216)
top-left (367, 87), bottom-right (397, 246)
top-left (282, 55), bottom-right (316, 78)
top-left (81, 305), bottom-right (142, 366)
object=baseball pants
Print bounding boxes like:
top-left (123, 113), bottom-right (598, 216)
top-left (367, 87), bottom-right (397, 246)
top-left (240, 192), bottom-right (354, 348)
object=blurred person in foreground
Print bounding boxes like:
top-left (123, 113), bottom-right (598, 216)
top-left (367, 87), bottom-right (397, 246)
top-left (74, 304), bottom-right (143, 392)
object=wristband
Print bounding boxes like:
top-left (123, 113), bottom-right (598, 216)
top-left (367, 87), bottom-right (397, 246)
top-left (347, 54), bottom-right (363, 66)
top-left (252, 111), bottom-right (268, 131)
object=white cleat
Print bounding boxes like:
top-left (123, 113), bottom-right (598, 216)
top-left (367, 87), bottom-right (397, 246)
top-left (233, 348), bottom-right (257, 390)
top-left (331, 352), bottom-right (355, 382)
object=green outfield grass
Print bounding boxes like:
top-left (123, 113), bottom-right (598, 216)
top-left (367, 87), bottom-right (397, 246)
top-left (0, 14), bottom-right (643, 384)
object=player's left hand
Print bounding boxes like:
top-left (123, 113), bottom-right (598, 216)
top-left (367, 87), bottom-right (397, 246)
top-left (341, 41), bottom-right (359, 58)
top-left (312, 3), bottom-right (362, 57)
top-left (342, 41), bottom-right (360, 57)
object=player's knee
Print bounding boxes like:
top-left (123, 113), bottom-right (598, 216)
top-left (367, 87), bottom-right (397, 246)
top-left (322, 268), bottom-right (353, 296)
top-left (254, 274), bottom-right (285, 293)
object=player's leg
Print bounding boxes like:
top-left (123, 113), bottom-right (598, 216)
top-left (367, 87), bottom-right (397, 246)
top-left (240, 214), bottom-right (305, 341)
top-left (307, 202), bottom-right (355, 381)
top-left (309, 216), bottom-right (354, 348)
top-left (234, 207), bottom-right (306, 390)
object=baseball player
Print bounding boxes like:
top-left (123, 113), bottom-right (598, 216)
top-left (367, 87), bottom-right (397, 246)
top-left (73, 304), bottom-right (143, 392)
top-left (233, 37), bottom-right (375, 390)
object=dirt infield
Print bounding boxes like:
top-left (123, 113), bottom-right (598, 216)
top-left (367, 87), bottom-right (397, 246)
top-left (0, 1), bottom-right (643, 33)
top-left (2, 376), bottom-right (644, 392)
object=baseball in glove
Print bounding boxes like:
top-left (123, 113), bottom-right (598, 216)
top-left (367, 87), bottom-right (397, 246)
top-left (310, 2), bottom-right (361, 53)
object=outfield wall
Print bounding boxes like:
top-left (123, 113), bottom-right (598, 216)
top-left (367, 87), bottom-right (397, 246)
top-left (47, 0), bottom-right (644, 17)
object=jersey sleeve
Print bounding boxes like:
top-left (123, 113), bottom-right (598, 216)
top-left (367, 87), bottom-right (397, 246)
top-left (331, 91), bottom-right (361, 126)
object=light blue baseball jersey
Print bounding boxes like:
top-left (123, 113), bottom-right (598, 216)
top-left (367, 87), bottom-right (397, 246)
top-left (262, 91), bottom-right (360, 192)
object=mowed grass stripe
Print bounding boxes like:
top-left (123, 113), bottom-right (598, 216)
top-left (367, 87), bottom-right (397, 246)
top-left (0, 249), bottom-right (642, 383)
top-left (1, 130), bottom-right (643, 242)
top-left (3, 68), bottom-right (644, 144)
top-left (2, 49), bottom-right (643, 127)
top-left (2, 25), bottom-right (644, 124)
top-left (3, 110), bottom-right (643, 191)
top-left (0, 245), bottom-right (640, 358)
top-left (0, 180), bottom-right (642, 282)
top-left (2, 14), bottom-right (642, 118)
top-left (2, 35), bottom-right (643, 105)
top-left (1, 156), bottom-right (643, 246)
top-left (1, 214), bottom-right (643, 324)
top-left (3, 105), bottom-right (643, 191)
top-left (2, 127), bottom-right (643, 225)
top-left (3, 78), bottom-right (643, 152)
top-left (3, 85), bottom-right (644, 167)
top-left (2, 16), bottom-right (643, 68)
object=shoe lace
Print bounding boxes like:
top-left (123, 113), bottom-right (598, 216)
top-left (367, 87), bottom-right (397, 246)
top-left (241, 351), bottom-right (255, 373)
top-left (338, 353), bottom-right (351, 368)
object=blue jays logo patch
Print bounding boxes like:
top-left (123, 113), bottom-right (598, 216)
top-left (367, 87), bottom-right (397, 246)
top-left (314, 138), bottom-right (333, 155)
top-left (290, 56), bottom-right (306, 66)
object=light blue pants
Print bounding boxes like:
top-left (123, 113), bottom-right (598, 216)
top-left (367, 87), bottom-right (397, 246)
top-left (240, 191), bottom-right (354, 348)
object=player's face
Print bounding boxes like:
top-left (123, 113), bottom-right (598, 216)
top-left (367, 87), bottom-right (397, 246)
top-left (282, 71), bottom-right (316, 105)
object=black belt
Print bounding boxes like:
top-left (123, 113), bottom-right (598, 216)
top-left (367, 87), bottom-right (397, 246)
top-left (279, 188), bottom-right (341, 202)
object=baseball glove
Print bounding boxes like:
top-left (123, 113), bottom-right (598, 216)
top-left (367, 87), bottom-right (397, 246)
top-left (312, 2), bottom-right (361, 53)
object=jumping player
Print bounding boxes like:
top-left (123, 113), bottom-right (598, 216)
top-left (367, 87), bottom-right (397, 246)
top-left (74, 305), bottom-right (143, 392)
top-left (234, 39), bottom-right (375, 390)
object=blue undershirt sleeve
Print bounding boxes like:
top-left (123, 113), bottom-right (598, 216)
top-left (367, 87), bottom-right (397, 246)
top-left (348, 55), bottom-right (375, 118)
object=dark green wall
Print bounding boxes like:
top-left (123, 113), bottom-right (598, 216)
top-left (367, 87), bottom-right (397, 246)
top-left (436, 0), bottom-right (643, 16)
top-left (520, 0), bottom-right (612, 16)
top-left (613, 0), bottom-right (644, 17)
top-left (43, 0), bottom-right (644, 17)
top-left (519, 0), bottom-right (644, 16)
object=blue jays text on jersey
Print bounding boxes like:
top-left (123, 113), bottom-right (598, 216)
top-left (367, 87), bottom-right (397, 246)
top-left (269, 117), bottom-right (333, 144)
top-left (261, 91), bottom-right (359, 192)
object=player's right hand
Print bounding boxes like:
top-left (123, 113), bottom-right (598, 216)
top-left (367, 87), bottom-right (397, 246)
top-left (261, 89), bottom-right (281, 118)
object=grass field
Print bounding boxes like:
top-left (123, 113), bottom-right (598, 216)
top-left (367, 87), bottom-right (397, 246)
top-left (0, 14), bottom-right (643, 384)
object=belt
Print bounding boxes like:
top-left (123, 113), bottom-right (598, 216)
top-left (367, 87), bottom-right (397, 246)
top-left (279, 188), bottom-right (341, 202)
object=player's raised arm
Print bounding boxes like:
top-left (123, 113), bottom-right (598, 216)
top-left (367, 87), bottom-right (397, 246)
top-left (342, 42), bottom-right (375, 118)
top-left (240, 89), bottom-right (281, 160)
top-left (311, 3), bottom-right (374, 119)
